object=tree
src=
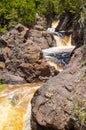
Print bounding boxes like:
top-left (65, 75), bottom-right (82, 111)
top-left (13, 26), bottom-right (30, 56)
top-left (0, 0), bottom-right (36, 33)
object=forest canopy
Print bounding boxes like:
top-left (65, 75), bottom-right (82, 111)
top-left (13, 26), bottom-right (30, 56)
top-left (0, 0), bottom-right (85, 33)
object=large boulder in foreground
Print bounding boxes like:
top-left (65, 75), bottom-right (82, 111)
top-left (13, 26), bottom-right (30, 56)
top-left (31, 45), bottom-right (86, 130)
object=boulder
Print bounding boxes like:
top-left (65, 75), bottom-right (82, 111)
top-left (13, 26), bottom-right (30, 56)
top-left (19, 61), bottom-right (58, 83)
top-left (0, 23), bottom-right (57, 84)
top-left (27, 29), bottom-right (54, 49)
top-left (1, 73), bottom-right (26, 84)
top-left (31, 45), bottom-right (86, 130)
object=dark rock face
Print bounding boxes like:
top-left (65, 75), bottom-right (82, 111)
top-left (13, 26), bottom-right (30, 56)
top-left (56, 12), bottom-right (86, 46)
top-left (31, 45), bottom-right (86, 130)
top-left (0, 22), bottom-right (57, 84)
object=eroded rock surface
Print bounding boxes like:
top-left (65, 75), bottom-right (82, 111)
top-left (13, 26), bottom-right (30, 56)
top-left (32, 45), bottom-right (86, 130)
top-left (0, 22), bottom-right (57, 84)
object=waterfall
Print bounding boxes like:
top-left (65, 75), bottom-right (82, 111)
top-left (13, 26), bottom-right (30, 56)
top-left (0, 20), bottom-right (75, 130)
top-left (47, 20), bottom-right (72, 47)
top-left (53, 34), bottom-right (72, 47)
top-left (44, 20), bottom-right (75, 71)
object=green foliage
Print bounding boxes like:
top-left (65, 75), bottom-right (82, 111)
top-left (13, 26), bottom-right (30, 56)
top-left (34, 0), bottom-right (85, 26)
top-left (73, 99), bottom-right (86, 124)
top-left (37, 0), bottom-right (59, 17)
top-left (0, 0), bottom-right (85, 33)
top-left (58, 0), bottom-right (83, 14)
top-left (0, 0), bottom-right (36, 34)
top-left (36, 0), bottom-right (84, 17)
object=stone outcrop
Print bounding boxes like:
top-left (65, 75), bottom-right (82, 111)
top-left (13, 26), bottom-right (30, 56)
top-left (55, 12), bottom-right (86, 46)
top-left (1, 73), bottom-right (25, 84)
top-left (31, 45), bottom-right (86, 130)
top-left (0, 22), bottom-right (57, 84)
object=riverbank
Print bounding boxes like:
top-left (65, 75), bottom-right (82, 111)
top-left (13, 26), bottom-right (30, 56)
top-left (0, 13), bottom-right (85, 130)
top-left (32, 45), bottom-right (86, 130)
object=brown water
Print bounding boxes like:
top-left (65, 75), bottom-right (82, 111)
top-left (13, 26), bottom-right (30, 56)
top-left (45, 20), bottom-right (75, 71)
top-left (0, 82), bottom-right (43, 130)
top-left (43, 34), bottom-right (73, 72)
top-left (53, 35), bottom-right (72, 47)
top-left (0, 20), bottom-right (74, 130)
top-left (48, 20), bottom-right (72, 47)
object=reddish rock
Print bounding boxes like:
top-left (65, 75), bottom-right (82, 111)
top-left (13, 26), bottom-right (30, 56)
top-left (19, 61), bottom-right (58, 83)
top-left (0, 21), bottom-right (57, 84)
top-left (31, 45), bottom-right (86, 130)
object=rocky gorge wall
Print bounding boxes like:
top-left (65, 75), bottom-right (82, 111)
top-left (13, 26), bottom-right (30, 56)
top-left (0, 16), bottom-right (57, 84)
top-left (55, 12), bottom-right (86, 46)
top-left (0, 13), bottom-right (85, 130)
top-left (32, 45), bottom-right (86, 130)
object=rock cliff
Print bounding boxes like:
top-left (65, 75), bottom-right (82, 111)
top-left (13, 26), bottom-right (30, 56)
top-left (0, 18), bottom-right (56, 84)
top-left (32, 45), bottom-right (86, 130)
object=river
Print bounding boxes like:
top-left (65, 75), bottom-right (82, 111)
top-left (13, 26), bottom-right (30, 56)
top-left (0, 20), bottom-right (75, 130)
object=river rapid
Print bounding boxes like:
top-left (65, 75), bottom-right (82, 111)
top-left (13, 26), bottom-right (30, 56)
top-left (0, 83), bottom-right (43, 130)
top-left (0, 21), bottom-right (75, 130)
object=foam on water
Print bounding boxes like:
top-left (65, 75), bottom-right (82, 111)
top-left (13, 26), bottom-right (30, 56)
top-left (0, 83), bottom-right (43, 130)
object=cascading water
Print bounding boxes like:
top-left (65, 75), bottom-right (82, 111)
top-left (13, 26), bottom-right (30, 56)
top-left (43, 20), bottom-right (75, 71)
top-left (0, 20), bottom-right (75, 130)
top-left (0, 83), bottom-right (43, 130)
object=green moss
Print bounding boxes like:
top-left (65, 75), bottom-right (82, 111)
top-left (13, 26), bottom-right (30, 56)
top-left (81, 60), bottom-right (86, 67)
top-left (0, 26), bottom-right (7, 34)
top-left (79, 73), bottom-right (86, 82)
top-left (79, 110), bottom-right (86, 124)
top-left (0, 83), bottom-right (6, 92)
top-left (73, 99), bottom-right (86, 124)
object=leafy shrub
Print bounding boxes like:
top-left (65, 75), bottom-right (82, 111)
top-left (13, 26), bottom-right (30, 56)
top-left (0, 0), bottom-right (85, 33)
top-left (0, 0), bottom-right (36, 34)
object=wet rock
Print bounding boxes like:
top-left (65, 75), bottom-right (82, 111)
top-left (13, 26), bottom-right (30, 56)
top-left (31, 45), bottom-right (86, 130)
top-left (56, 12), bottom-right (73, 31)
top-left (55, 12), bottom-right (86, 46)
